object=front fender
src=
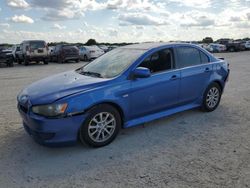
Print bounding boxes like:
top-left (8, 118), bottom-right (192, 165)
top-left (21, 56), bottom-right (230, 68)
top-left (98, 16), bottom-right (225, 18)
top-left (58, 80), bottom-right (131, 122)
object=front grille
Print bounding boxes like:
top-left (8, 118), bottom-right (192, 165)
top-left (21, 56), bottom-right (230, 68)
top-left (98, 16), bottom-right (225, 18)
top-left (19, 104), bottom-right (28, 113)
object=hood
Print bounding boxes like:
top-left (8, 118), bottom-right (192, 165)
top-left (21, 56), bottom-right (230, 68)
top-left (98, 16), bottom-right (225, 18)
top-left (18, 70), bottom-right (109, 105)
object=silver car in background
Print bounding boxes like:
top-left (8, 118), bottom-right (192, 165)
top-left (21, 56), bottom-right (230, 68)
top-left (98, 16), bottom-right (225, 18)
top-left (79, 46), bottom-right (91, 61)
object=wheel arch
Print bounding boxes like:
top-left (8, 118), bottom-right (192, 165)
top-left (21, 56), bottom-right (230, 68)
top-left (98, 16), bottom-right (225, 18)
top-left (85, 101), bottom-right (125, 127)
top-left (211, 80), bottom-right (223, 92)
top-left (77, 101), bottom-right (125, 141)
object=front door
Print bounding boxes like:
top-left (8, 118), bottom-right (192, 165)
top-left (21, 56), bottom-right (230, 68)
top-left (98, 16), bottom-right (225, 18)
top-left (129, 48), bottom-right (180, 119)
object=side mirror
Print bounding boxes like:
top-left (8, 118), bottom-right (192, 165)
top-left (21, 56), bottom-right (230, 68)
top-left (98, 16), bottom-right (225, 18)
top-left (132, 67), bottom-right (151, 78)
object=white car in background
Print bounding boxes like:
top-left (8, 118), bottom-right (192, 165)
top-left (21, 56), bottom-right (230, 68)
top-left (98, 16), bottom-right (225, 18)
top-left (245, 41), bottom-right (250, 50)
top-left (99, 45), bottom-right (109, 52)
top-left (85, 45), bottom-right (104, 59)
top-left (79, 46), bottom-right (91, 61)
top-left (207, 43), bottom-right (226, 53)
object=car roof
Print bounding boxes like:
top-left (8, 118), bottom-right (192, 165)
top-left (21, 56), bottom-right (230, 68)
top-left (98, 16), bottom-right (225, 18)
top-left (120, 42), bottom-right (199, 50)
top-left (22, 40), bottom-right (46, 43)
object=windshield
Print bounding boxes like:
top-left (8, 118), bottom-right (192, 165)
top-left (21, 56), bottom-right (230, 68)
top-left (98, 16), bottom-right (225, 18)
top-left (30, 41), bottom-right (45, 49)
top-left (77, 48), bottom-right (145, 78)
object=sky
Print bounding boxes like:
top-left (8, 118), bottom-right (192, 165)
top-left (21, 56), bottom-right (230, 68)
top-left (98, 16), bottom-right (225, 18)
top-left (0, 0), bottom-right (250, 44)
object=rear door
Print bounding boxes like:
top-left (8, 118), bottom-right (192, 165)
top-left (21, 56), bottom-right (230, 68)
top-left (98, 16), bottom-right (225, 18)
top-left (174, 46), bottom-right (212, 105)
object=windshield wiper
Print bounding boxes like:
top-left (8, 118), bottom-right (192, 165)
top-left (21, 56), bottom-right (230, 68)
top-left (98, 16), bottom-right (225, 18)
top-left (79, 71), bottom-right (103, 78)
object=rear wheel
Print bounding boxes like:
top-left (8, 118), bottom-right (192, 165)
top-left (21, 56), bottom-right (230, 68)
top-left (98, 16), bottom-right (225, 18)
top-left (202, 83), bottom-right (222, 112)
top-left (79, 104), bottom-right (121, 147)
top-left (75, 58), bottom-right (80, 63)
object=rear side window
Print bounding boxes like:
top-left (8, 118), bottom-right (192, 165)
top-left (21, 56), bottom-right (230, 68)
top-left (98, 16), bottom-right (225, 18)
top-left (200, 51), bottom-right (209, 63)
top-left (176, 47), bottom-right (209, 68)
top-left (176, 47), bottom-right (200, 68)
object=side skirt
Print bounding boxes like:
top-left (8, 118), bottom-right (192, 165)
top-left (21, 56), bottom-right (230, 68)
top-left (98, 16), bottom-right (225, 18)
top-left (124, 103), bottom-right (201, 128)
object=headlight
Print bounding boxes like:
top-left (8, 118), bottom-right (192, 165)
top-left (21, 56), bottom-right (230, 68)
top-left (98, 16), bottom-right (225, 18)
top-left (32, 103), bottom-right (68, 117)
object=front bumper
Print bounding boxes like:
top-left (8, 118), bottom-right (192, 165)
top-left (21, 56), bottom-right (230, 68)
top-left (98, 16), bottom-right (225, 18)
top-left (18, 104), bottom-right (86, 146)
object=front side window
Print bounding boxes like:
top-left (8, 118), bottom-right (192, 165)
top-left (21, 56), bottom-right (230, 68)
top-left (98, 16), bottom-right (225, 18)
top-left (139, 49), bottom-right (173, 74)
top-left (77, 48), bottom-right (145, 78)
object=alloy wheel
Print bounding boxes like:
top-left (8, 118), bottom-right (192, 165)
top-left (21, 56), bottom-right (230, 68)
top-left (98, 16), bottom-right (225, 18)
top-left (206, 87), bottom-right (219, 108)
top-left (88, 112), bottom-right (116, 143)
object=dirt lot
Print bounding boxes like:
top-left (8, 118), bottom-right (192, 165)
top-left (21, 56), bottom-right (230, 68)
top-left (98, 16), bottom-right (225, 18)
top-left (0, 52), bottom-right (249, 188)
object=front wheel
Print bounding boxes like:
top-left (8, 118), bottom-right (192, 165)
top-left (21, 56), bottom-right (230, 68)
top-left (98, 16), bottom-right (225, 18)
top-left (202, 83), bottom-right (222, 112)
top-left (79, 104), bottom-right (121, 147)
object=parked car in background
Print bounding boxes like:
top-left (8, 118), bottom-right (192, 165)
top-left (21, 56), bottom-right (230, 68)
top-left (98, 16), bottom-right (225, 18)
top-left (50, 45), bottom-right (80, 63)
top-left (207, 43), bottom-right (226, 53)
top-left (245, 41), bottom-right (250, 50)
top-left (0, 48), bottom-right (14, 67)
top-left (217, 39), bottom-right (245, 52)
top-left (85, 45), bottom-right (104, 59)
top-left (108, 45), bottom-right (119, 51)
top-left (99, 45), bottom-right (109, 52)
top-left (17, 43), bottom-right (229, 147)
top-left (17, 40), bottom-right (49, 65)
top-left (200, 43), bottom-right (210, 51)
top-left (79, 46), bottom-right (90, 61)
top-left (48, 46), bottom-right (55, 56)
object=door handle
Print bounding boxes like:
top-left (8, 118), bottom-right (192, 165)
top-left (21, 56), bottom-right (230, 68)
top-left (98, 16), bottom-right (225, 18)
top-left (170, 75), bottom-right (178, 80)
top-left (204, 67), bottom-right (210, 72)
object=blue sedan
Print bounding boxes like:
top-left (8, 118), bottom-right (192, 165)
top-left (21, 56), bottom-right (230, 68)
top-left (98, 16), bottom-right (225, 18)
top-left (17, 43), bottom-right (230, 147)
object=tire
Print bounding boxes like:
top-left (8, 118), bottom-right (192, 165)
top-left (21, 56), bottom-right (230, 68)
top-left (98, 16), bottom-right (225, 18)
top-left (8, 59), bottom-right (14, 67)
top-left (58, 56), bottom-right (64, 64)
top-left (75, 58), bottom-right (80, 63)
top-left (17, 59), bottom-right (22, 64)
top-left (79, 104), bottom-right (121, 147)
top-left (228, 47), bottom-right (235, 52)
top-left (202, 83), bottom-right (222, 112)
top-left (83, 55), bottom-right (88, 62)
top-left (44, 59), bottom-right (48, 65)
top-left (24, 58), bottom-right (29, 66)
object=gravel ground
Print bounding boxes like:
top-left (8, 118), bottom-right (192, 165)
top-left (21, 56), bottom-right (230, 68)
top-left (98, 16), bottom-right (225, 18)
top-left (0, 52), bottom-right (249, 188)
